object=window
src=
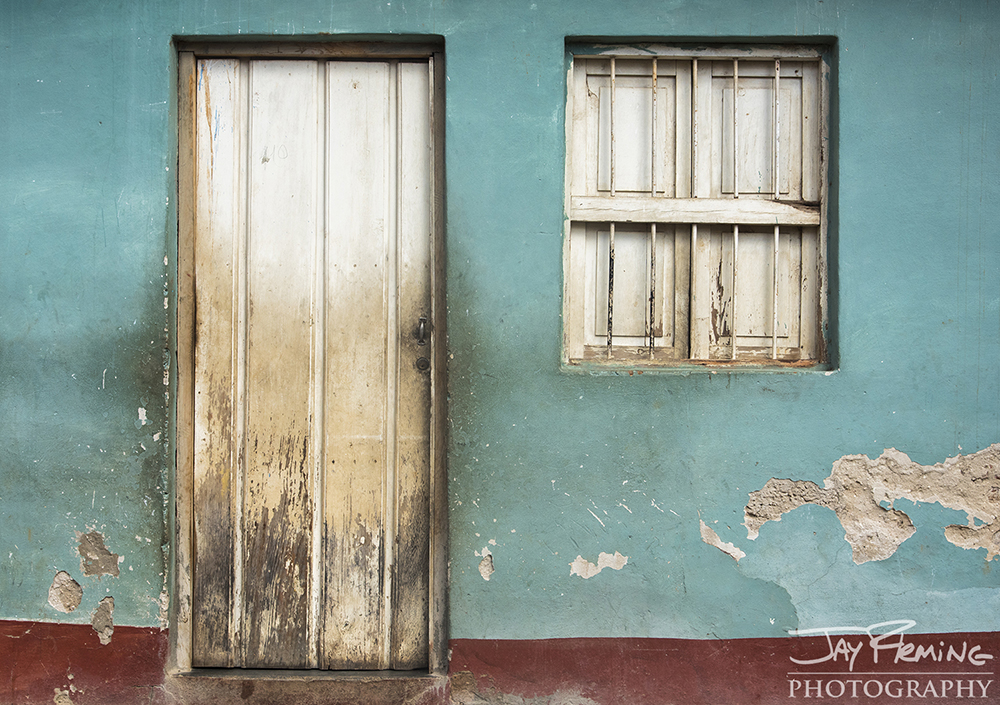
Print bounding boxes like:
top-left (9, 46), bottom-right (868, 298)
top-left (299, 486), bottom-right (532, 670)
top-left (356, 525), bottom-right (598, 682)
top-left (563, 44), bottom-right (829, 368)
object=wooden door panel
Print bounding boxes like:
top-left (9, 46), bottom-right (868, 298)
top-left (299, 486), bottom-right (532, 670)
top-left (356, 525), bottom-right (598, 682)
top-left (192, 57), bottom-right (242, 668)
top-left (390, 61), bottom-right (432, 670)
top-left (322, 60), bottom-right (392, 670)
top-left (241, 59), bottom-right (321, 668)
top-left (191, 56), bottom-right (433, 671)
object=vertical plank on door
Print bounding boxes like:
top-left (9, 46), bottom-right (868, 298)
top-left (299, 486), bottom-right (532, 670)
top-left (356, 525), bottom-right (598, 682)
top-left (241, 60), bottom-right (320, 668)
top-left (322, 61), bottom-right (393, 670)
top-left (192, 58), bottom-right (242, 668)
top-left (391, 61), bottom-right (432, 670)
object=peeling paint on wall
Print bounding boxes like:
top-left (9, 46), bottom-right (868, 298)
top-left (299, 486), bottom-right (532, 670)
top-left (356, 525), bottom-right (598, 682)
top-left (47, 571), bottom-right (83, 613)
top-left (90, 596), bottom-right (114, 645)
top-left (77, 531), bottom-right (120, 577)
top-left (699, 520), bottom-right (746, 562)
top-left (476, 546), bottom-right (495, 581)
top-left (153, 589), bottom-right (169, 629)
top-left (569, 551), bottom-right (628, 579)
top-left (745, 445), bottom-right (1000, 564)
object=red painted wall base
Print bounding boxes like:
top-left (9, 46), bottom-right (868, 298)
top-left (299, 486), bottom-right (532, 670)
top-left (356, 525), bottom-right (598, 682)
top-left (3, 620), bottom-right (998, 704)
top-left (449, 632), bottom-right (1000, 704)
top-left (0, 620), bottom-right (167, 704)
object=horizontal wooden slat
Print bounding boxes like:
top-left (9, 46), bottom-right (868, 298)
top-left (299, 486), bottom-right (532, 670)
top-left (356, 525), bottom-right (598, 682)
top-left (570, 196), bottom-right (820, 226)
top-left (573, 45), bottom-right (824, 60)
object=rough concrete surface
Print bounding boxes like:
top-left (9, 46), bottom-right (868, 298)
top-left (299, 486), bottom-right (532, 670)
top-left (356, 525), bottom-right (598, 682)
top-left (77, 531), bottom-right (121, 578)
top-left (91, 596), bottom-right (115, 645)
top-left (47, 571), bottom-right (83, 613)
top-left (745, 445), bottom-right (1000, 563)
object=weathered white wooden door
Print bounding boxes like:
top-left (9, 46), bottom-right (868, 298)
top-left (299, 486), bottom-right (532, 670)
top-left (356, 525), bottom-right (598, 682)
top-left (189, 57), bottom-right (435, 670)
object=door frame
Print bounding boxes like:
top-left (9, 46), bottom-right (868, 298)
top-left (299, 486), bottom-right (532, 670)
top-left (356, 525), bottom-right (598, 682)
top-left (169, 37), bottom-right (447, 676)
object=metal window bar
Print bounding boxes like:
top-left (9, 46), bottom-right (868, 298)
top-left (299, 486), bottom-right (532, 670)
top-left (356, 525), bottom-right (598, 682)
top-left (771, 224), bottom-right (779, 359)
top-left (731, 224), bottom-right (739, 360)
top-left (607, 222), bottom-right (615, 356)
top-left (733, 59), bottom-right (739, 200)
top-left (773, 59), bottom-right (780, 198)
top-left (649, 223), bottom-right (656, 356)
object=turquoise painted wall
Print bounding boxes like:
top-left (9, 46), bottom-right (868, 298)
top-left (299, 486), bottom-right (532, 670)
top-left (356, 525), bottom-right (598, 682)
top-left (1, 0), bottom-right (997, 644)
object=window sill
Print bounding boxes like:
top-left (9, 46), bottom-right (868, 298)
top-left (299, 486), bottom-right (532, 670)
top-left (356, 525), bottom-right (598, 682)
top-left (561, 358), bottom-right (837, 375)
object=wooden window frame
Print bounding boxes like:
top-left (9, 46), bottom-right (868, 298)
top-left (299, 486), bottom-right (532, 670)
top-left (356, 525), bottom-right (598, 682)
top-left (169, 38), bottom-right (448, 682)
top-left (562, 42), bottom-right (831, 371)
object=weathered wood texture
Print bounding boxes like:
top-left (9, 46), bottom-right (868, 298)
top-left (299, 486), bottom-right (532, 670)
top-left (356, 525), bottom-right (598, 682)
top-left (191, 57), bottom-right (433, 671)
top-left (563, 50), bottom-right (826, 366)
top-left (192, 58), bottom-right (241, 667)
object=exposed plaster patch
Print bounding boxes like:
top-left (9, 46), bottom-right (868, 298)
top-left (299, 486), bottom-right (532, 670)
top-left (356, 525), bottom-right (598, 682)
top-left (475, 546), bottom-right (495, 581)
top-left (90, 596), bottom-right (114, 645)
top-left (47, 571), bottom-right (82, 613)
top-left (153, 589), bottom-right (169, 630)
top-left (53, 688), bottom-right (72, 705)
top-left (699, 520), bottom-right (746, 562)
top-left (745, 444), bottom-right (1000, 564)
top-left (77, 531), bottom-right (120, 578)
top-left (569, 551), bottom-right (628, 579)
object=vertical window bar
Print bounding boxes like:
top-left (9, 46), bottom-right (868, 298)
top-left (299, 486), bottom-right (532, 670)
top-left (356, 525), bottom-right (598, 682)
top-left (651, 58), bottom-right (657, 196)
top-left (733, 59), bottom-right (739, 199)
top-left (691, 58), bottom-right (698, 197)
top-left (774, 59), bottom-right (780, 198)
top-left (649, 223), bottom-right (656, 356)
top-left (731, 224), bottom-right (739, 360)
top-left (607, 222), bottom-right (615, 356)
top-left (610, 57), bottom-right (617, 197)
top-left (771, 224), bottom-right (779, 360)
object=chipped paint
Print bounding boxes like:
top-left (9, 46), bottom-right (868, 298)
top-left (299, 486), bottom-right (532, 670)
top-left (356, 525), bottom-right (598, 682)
top-left (699, 520), bottom-right (745, 562)
top-left (77, 531), bottom-right (120, 578)
top-left (91, 597), bottom-right (114, 645)
top-left (153, 589), bottom-right (169, 630)
top-left (745, 445), bottom-right (1000, 564)
top-left (47, 571), bottom-right (83, 613)
top-left (569, 551), bottom-right (628, 579)
top-left (476, 546), bottom-right (495, 581)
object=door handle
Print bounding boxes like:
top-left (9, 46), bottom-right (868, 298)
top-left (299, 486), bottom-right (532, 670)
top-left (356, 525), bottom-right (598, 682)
top-left (416, 316), bottom-right (428, 346)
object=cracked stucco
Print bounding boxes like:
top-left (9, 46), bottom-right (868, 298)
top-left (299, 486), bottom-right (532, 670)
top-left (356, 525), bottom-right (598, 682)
top-left (77, 531), bottom-right (120, 578)
top-left (90, 596), bottom-right (114, 645)
top-left (745, 444), bottom-right (1000, 564)
top-left (47, 571), bottom-right (83, 613)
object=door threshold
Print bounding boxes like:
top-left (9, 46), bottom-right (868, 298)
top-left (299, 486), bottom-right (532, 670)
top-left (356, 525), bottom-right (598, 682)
top-left (166, 668), bottom-right (448, 705)
top-left (177, 667), bottom-right (439, 681)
